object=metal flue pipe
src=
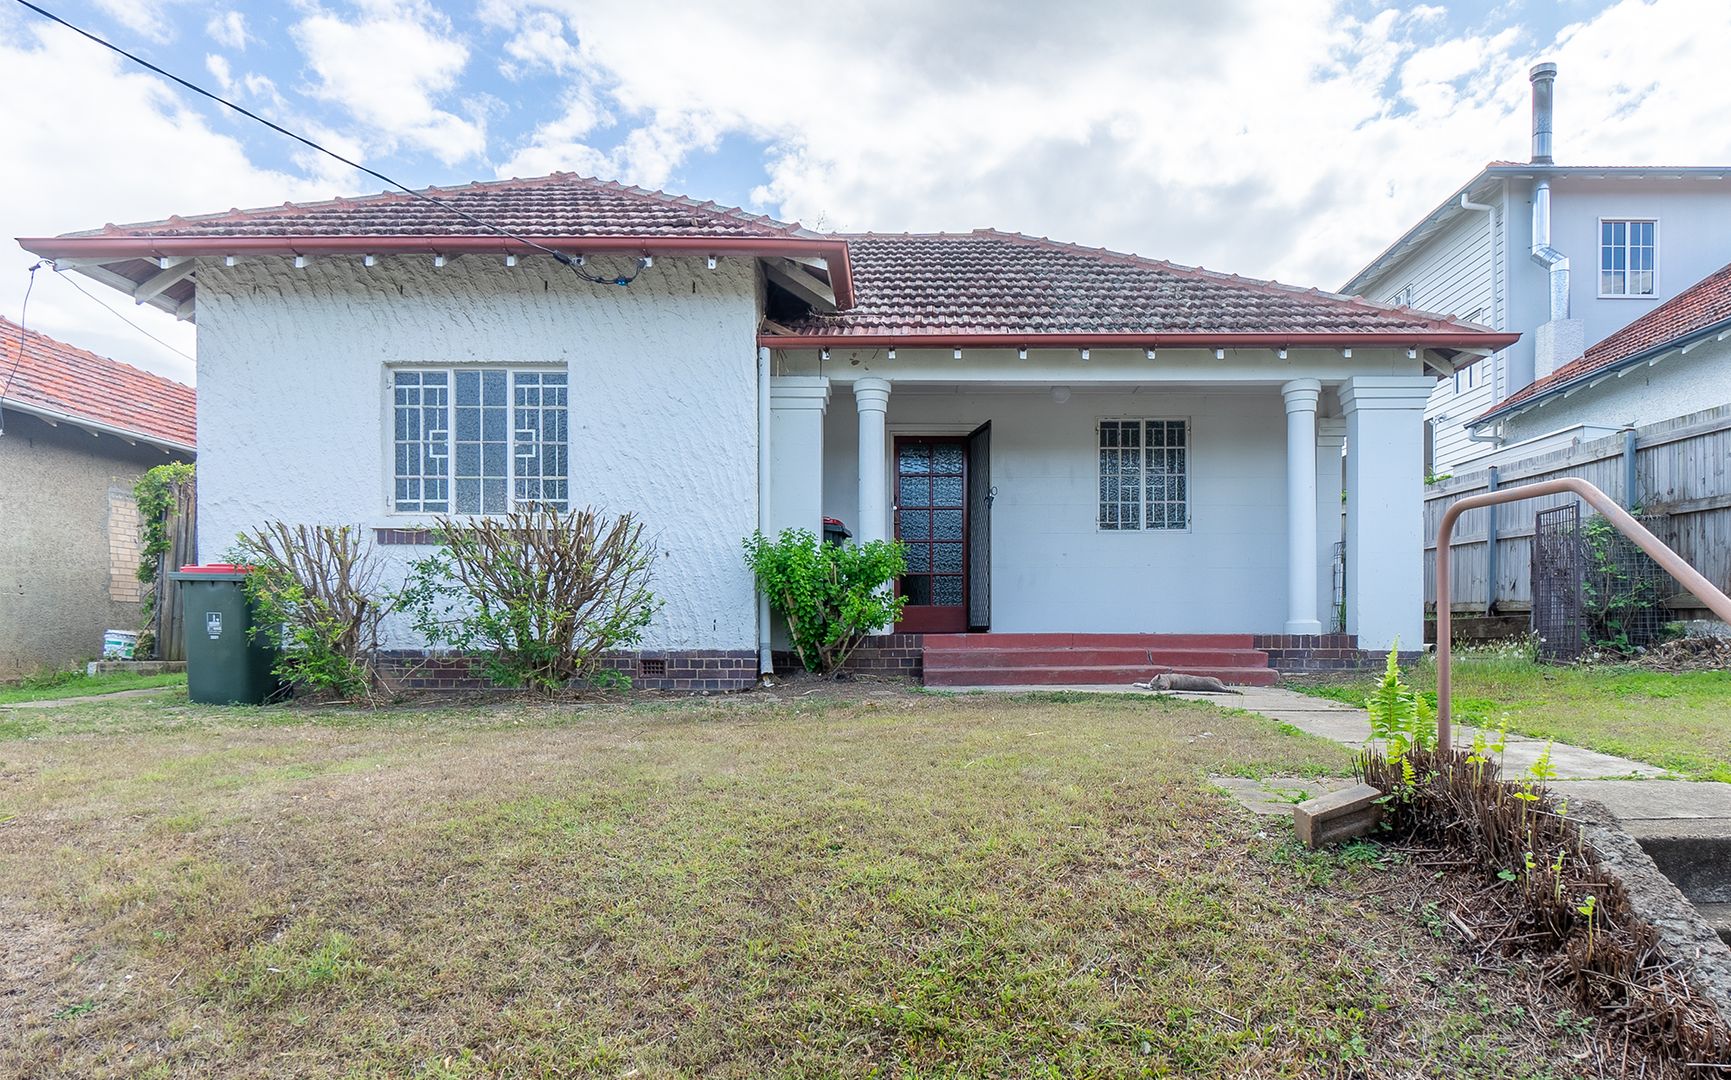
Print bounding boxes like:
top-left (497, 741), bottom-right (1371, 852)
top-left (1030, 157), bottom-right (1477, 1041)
top-left (1434, 477), bottom-right (1731, 750)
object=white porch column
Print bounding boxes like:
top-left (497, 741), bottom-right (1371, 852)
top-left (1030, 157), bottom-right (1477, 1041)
top-left (1282, 379), bottom-right (1322, 635)
top-left (1340, 375), bottom-right (1435, 650)
top-left (853, 378), bottom-right (892, 543)
top-left (769, 376), bottom-right (831, 537)
top-left (1315, 418), bottom-right (1347, 633)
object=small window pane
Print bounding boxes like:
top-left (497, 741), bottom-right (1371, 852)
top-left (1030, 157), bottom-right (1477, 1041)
top-left (934, 509), bottom-right (963, 540)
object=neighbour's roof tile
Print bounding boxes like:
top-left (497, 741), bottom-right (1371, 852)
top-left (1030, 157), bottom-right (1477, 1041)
top-left (775, 230), bottom-right (1484, 337)
top-left (1483, 260), bottom-right (1731, 420)
top-left (68, 173), bottom-right (813, 240)
top-left (0, 317), bottom-right (195, 448)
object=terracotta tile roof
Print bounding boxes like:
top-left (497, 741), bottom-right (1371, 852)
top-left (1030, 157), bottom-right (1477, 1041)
top-left (775, 230), bottom-right (1491, 339)
top-left (0, 317), bottom-right (195, 450)
top-left (28, 174), bottom-right (1508, 346)
top-left (1480, 260), bottom-right (1731, 422)
top-left (66, 173), bottom-right (813, 241)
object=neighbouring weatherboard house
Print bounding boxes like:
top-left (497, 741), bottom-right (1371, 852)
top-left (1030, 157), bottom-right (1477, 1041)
top-left (18, 174), bottom-right (1514, 689)
top-left (1342, 62), bottom-right (1731, 476)
top-left (0, 318), bottom-right (195, 679)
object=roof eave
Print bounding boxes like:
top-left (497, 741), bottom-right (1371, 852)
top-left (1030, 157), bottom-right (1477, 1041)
top-left (1338, 169), bottom-right (1497, 296)
top-left (0, 398), bottom-right (195, 455)
top-left (1474, 314), bottom-right (1731, 427)
top-left (759, 330), bottom-right (1521, 350)
top-left (18, 234), bottom-right (859, 310)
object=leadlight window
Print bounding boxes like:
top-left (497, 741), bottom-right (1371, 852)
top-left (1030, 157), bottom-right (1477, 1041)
top-left (392, 368), bottom-right (568, 514)
top-left (1600, 220), bottom-right (1656, 296)
top-left (1099, 418), bottom-right (1188, 531)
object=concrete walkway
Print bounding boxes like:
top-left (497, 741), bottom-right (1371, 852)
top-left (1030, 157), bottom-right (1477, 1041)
top-left (1176, 685), bottom-right (1667, 780)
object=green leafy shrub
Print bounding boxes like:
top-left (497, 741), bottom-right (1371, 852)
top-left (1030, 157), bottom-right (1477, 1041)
top-left (399, 508), bottom-right (659, 692)
top-left (233, 523), bottom-right (394, 701)
top-left (743, 529), bottom-right (905, 675)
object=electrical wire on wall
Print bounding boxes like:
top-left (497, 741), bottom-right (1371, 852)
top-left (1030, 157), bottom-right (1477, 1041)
top-left (10, 0), bottom-right (656, 289)
top-left (0, 261), bottom-right (45, 439)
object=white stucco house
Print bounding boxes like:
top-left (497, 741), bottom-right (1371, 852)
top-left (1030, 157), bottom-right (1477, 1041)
top-left (1343, 63), bottom-right (1731, 475)
top-left (20, 174), bottom-right (1514, 688)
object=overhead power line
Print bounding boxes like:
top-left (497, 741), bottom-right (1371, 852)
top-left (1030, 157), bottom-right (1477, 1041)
top-left (11, 0), bottom-right (647, 287)
top-left (53, 267), bottom-right (197, 364)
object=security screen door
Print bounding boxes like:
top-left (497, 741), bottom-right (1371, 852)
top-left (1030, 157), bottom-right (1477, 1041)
top-left (894, 436), bottom-right (968, 632)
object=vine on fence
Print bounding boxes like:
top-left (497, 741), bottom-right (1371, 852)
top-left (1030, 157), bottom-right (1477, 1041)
top-left (133, 462), bottom-right (195, 659)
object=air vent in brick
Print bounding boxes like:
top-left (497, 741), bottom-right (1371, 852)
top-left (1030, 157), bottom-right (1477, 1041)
top-left (640, 658), bottom-right (667, 677)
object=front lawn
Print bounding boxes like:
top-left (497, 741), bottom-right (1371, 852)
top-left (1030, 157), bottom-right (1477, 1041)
top-left (0, 689), bottom-right (1612, 1076)
top-left (1294, 651), bottom-right (1731, 781)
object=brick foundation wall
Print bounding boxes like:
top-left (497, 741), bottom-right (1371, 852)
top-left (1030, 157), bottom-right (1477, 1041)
top-left (772, 633), bottom-right (924, 680)
top-left (1252, 634), bottom-right (1422, 675)
top-left (377, 649), bottom-right (758, 692)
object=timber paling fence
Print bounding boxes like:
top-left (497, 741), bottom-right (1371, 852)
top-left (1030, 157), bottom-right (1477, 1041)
top-left (1423, 403), bottom-right (1731, 620)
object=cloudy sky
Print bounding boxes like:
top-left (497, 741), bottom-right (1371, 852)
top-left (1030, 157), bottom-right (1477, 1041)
top-left (3, 0), bottom-right (1730, 384)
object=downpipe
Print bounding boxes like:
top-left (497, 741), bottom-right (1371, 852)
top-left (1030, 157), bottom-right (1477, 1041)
top-left (756, 346), bottom-right (774, 678)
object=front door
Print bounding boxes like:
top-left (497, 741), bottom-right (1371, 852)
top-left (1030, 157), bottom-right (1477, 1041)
top-left (894, 436), bottom-right (968, 632)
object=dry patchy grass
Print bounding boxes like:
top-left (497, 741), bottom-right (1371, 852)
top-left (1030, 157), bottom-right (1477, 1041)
top-left (0, 688), bottom-right (1615, 1077)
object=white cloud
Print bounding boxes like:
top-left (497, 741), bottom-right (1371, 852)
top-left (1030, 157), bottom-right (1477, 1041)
top-left (484, 0), bottom-right (1731, 291)
top-left (0, 22), bottom-right (333, 383)
top-left (205, 10), bottom-right (250, 50)
top-left (89, 0), bottom-right (177, 42)
top-left (292, 4), bottom-right (485, 165)
top-left (204, 52), bottom-right (234, 94)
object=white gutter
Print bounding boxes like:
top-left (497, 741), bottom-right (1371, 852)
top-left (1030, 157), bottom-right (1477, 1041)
top-left (0, 399), bottom-right (194, 455)
top-left (756, 345), bottom-right (774, 678)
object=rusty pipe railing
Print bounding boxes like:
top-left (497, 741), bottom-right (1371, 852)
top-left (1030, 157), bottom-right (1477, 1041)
top-left (1435, 476), bottom-right (1731, 750)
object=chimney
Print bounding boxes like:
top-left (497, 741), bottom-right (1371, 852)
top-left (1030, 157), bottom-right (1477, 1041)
top-left (1524, 60), bottom-right (1582, 387)
top-left (1529, 62), bottom-right (1557, 165)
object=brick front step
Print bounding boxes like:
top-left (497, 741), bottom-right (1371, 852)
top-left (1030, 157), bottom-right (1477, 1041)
top-left (923, 647), bottom-right (1270, 671)
top-left (919, 633), bottom-right (1278, 687)
top-left (923, 664), bottom-right (1280, 687)
top-left (924, 632), bottom-right (1255, 651)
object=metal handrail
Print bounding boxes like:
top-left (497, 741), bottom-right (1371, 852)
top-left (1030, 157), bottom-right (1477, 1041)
top-left (1434, 477), bottom-right (1731, 749)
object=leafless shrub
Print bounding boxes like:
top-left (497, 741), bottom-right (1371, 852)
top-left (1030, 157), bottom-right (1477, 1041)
top-left (234, 523), bottom-right (395, 701)
top-left (1362, 744), bottom-right (1731, 1072)
top-left (400, 508), bottom-right (659, 692)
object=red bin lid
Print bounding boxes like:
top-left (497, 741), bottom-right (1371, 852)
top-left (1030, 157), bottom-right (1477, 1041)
top-left (178, 563), bottom-right (251, 574)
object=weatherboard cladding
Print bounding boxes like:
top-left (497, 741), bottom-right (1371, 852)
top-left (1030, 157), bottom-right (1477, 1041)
top-left (1484, 258), bottom-right (1731, 420)
top-left (0, 317), bottom-right (195, 448)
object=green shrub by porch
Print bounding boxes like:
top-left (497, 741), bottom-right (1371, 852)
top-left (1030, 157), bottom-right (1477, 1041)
top-left (744, 530), bottom-right (905, 675)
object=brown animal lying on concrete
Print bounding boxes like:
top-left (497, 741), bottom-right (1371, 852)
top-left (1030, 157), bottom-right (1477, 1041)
top-left (1132, 672), bottom-right (1241, 694)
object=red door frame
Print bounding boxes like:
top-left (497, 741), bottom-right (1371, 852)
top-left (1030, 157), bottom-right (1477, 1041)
top-left (893, 435), bottom-right (969, 633)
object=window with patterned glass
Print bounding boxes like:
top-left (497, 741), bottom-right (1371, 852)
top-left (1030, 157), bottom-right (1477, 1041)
top-left (391, 368), bottom-right (568, 514)
top-left (1098, 418), bottom-right (1188, 531)
top-left (1600, 219), bottom-right (1656, 296)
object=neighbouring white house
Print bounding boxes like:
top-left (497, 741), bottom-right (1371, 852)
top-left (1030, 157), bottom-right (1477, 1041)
top-left (1342, 62), bottom-right (1731, 476)
top-left (20, 175), bottom-right (1513, 689)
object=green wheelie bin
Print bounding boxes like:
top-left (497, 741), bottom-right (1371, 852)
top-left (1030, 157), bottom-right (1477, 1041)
top-left (170, 564), bottom-right (280, 705)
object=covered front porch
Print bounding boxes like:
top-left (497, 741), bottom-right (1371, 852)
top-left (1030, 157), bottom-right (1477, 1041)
top-left (762, 345), bottom-right (1438, 674)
